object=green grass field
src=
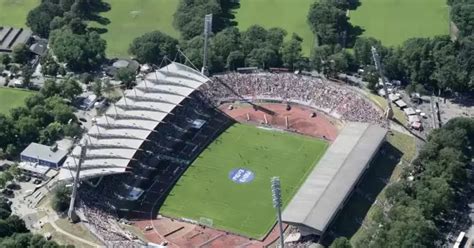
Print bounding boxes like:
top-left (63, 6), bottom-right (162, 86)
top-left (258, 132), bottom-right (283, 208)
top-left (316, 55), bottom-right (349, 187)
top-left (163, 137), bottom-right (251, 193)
top-left (235, 0), bottom-right (314, 55)
top-left (0, 88), bottom-right (34, 115)
top-left (350, 0), bottom-right (449, 46)
top-left (97, 0), bottom-right (179, 58)
top-left (161, 124), bottom-right (328, 238)
top-left (0, 0), bottom-right (38, 27)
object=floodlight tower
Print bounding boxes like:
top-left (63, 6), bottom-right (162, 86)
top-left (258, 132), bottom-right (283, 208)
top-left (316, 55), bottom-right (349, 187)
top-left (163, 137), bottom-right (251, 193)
top-left (271, 177), bottom-right (285, 248)
top-left (371, 46), bottom-right (394, 122)
top-left (202, 14), bottom-right (213, 76)
top-left (68, 139), bottom-right (88, 222)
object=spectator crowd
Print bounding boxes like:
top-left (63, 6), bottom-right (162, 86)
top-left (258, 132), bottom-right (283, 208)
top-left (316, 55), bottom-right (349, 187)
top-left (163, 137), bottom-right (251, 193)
top-left (205, 73), bottom-right (383, 125)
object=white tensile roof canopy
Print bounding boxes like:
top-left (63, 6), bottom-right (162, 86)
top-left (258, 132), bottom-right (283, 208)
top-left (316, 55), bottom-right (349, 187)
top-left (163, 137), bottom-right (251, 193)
top-left (59, 62), bottom-right (209, 181)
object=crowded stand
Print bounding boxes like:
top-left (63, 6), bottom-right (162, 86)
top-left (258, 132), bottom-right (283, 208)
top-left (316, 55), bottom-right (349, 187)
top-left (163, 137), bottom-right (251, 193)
top-left (77, 90), bottom-right (233, 244)
top-left (205, 73), bottom-right (383, 125)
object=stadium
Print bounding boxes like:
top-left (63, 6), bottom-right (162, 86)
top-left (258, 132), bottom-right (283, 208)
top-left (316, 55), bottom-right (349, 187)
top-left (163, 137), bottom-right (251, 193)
top-left (58, 62), bottom-right (387, 246)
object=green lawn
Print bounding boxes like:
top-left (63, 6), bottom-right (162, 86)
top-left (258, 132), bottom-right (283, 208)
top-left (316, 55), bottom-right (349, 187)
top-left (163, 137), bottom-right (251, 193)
top-left (0, 0), bottom-right (39, 27)
top-left (0, 87), bottom-right (34, 115)
top-left (350, 0), bottom-right (449, 46)
top-left (235, 0), bottom-right (314, 55)
top-left (161, 124), bottom-right (328, 239)
top-left (97, 0), bottom-right (179, 58)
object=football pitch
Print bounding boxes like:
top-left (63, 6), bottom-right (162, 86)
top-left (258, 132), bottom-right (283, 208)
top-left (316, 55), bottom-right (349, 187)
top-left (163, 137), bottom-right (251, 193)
top-left (161, 124), bottom-right (328, 239)
top-left (235, 0), bottom-right (314, 55)
top-left (350, 0), bottom-right (449, 46)
top-left (0, 0), bottom-right (38, 27)
top-left (97, 0), bottom-right (179, 58)
top-left (0, 88), bottom-right (34, 115)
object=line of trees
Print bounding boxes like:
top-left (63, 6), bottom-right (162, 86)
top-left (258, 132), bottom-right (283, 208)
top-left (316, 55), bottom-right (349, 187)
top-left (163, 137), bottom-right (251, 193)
top-left (0, 197), bottom-right (71, 247)
top-left (307, 0), bottom-right (474, 94)
top-left (351, 117), bottom-right (474, 248)
top-left (26, 0), bottom-right (110, 72)
top-left (0, 79), bottom-right (82, 159)
top-left (129, 0), bottom-right (307, 73)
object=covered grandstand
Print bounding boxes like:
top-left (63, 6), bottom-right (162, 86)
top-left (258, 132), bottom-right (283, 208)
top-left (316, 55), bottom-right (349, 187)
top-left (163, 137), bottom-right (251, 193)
top-left (282, 122), bottom-right (387, 236)
top-left (59, 62), bottom-right (210, 181)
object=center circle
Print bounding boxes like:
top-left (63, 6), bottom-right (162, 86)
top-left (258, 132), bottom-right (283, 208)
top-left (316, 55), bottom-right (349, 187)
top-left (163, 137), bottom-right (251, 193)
top-left (228, 168), bottom-right (255, 184)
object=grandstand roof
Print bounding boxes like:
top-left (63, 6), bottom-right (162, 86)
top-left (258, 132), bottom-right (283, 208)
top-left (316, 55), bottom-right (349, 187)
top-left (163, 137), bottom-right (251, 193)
top-left (58, 62), bottom-right (209, 181)
top-left (282, 122), bottom-right (387, 235)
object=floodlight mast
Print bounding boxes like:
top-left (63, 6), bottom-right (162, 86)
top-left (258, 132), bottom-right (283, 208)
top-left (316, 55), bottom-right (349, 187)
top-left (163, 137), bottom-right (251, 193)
top-left (371, 46), bottom-right (394, 123)
top-left (271, 177), bottom-right (285, 248)
top-left (202, 14), bottom-right (212, 76)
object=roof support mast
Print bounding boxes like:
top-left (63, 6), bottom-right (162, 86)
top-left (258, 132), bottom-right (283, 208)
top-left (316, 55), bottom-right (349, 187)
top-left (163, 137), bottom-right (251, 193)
top-left (371, 46), bottom-right (394, 123)
top-left (68, 140), bottom-right (88, 222)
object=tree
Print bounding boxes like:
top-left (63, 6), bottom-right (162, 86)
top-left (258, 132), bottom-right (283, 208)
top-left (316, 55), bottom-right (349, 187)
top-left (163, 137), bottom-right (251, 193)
top-left (92, 79), bottom-right (103, 97)
top-left (353, 37), bottom-right (383, 66)
top-left (129, 31), bottom-right (178, 65)
top-left (266, 27), bottom-right (287, 51)
top-left (0, 209), bottom-right (10, 220)
top-left (173, 0), bottom-right (223, 39)
top-left (16, 116), bottom-right (40, 145)
top-left (52, 184), bottom-right (71, 213)
top-left (0, 54), bottom-right (11, 66)
top-left (363, 66), bottom-right (379, 92)
top-left (330, 237), bottom-right (352, 248)
top-left (40, 80), bottom-right (61, 98)
top-left (281, 34), bottom-right (304, 70)
top-left (5, 215), bottom-right (27, 234)
top-left (40, 53), bottom-right (60, 76)
top-left (0, 114), bottom-right (16, 149)
top-left (45, 96), bottom-right (75, 124)
top-left (50, 28), bottom-right (106, 71)
top-left (26, 1), bottom-right (63, 37)
top-left (241, 25), bottom-right (269, 55)
top-left (116, 68), bottom-right (136, 88)
top-left (307, 1), bottom-right (348, 45)
top-left (451, 3), bottom-right (474, 37)
top-left (58, 78), bottom-right (82, 100)
top-left (327, 49), bottom-right (355, 76)
top-left (39, 122), bottom-right (64, 145)
top-left (246, 48), bottom-right (278, 69)
top-left (212, 27), bottom-right (241, 63)
top-left (11, 44), bottom-right (30, 65)
top-left (310, 45), bottom-right (335, 72)
top-left (21, 65), bottom-right (34, 88)
top-left (226, 51), bottom-right (245, 70)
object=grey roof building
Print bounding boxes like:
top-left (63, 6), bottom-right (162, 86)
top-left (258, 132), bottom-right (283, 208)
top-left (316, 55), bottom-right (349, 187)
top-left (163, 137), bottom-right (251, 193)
top-left (20, 143), bottom-right (68, 169)
top-left (0, 27), bottom-right (32, 53)
top-left (282, 122), bottom-right (387, 236)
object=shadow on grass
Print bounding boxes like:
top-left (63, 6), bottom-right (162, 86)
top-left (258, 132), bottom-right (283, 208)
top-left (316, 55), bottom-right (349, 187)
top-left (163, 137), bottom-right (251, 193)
top-left (321, 141), bottom-right (403, 245)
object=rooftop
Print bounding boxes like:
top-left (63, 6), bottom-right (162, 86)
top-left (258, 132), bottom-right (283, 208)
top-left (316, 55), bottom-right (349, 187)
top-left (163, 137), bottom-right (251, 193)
top-left (59, 62), bottom-right (209, 181)
top-left (0, 27), bottom-right (32, 53)
top-left (282, 122), bottom-right (387, 234)
top-left (20, 143), bottom-right (68, 164)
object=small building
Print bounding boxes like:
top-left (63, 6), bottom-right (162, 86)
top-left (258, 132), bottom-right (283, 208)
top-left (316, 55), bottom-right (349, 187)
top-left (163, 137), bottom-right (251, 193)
top-left (18, 162), bottom-right (50, 179)
top-left (404, 107), bottom-right (416, 116)
top-left (29, 39), bottom-right (48, 56)
top-left (0, 27), bottom-right (32, 54)
top-left (20, 143), bottom-right (68, 169)
top-left (394, 99), bottom-right (407, 108)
